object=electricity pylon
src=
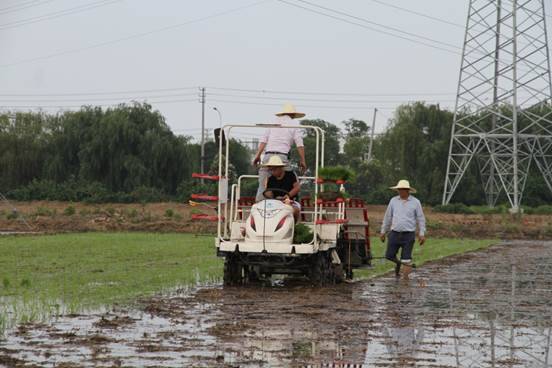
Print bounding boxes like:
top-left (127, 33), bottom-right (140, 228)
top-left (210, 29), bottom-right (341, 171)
top-left (443, 0), bottom-right (552, 211)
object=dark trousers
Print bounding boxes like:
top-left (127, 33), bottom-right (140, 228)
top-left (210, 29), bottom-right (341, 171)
top-left (385, 231), bottom-right (415, 261)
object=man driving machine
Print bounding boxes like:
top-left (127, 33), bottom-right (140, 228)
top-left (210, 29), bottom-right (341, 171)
top-left (262, 155), bottom-right (301, 222)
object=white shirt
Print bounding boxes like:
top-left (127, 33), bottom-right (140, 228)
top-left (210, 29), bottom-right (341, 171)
top-left (260, 115), bottom-right (304, 154)
top-left (380, 195), bottom-right (426, 236)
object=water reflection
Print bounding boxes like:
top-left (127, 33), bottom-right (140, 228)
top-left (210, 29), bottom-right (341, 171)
top-left (210, 244), bottom-right (552, 367)
top-left (378, 285), bottom-right (425, 364)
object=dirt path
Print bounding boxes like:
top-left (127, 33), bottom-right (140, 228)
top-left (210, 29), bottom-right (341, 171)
top-left (1, 241), bottom-right (552, 367)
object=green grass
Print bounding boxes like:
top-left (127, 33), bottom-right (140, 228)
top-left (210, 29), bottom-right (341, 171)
top-left (357, 237), bottom-right (497, 279)
top-left (0, 233), bottom-right (496, 332)
top-left (0, 233), bottom-right (220, 330)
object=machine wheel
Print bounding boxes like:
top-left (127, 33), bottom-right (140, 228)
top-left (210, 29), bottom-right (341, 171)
top-left (310, 252), bottom-right (333, 286)
top-left (223, 254), bottom-right (242, 286)
top-left (333, 263), bottom-right (345, 284)
top-left (246, 266), bottom-right (261, 284)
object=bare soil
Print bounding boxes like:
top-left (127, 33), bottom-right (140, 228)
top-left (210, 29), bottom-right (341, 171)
top-left (1, 201), bottom-right (551, 239)
top-left (1, 241), bottom-right (552, 367)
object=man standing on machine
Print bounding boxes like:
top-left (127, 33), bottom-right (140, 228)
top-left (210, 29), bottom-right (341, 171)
top-left (252, 104), bottom-right (307, 202)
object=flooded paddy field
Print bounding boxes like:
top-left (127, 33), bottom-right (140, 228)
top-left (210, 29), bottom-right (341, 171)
top-left (1, 241), bottom-right (551, 367)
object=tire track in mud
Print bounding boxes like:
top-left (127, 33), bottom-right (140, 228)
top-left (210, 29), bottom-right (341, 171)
top-left (1, 241), bottom-right (552, 367)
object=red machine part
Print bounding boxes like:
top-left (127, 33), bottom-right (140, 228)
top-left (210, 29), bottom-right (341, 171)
top-left (315, 219), bottom-right (349, 225)
top-left (192, 173), bottom-right (220, 181)
top-left (191, 194), bottom-right (219, 201)
top-left (191, 214), bottom-right (224, 222)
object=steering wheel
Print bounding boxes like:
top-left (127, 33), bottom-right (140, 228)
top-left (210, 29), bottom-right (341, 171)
top-left (263, 188), bottom-right (290, 200)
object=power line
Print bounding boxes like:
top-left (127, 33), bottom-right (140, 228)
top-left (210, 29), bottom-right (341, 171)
top-left (294, 0), bottom-right (461, 50)
top-left (0, 85), bottom-right (455, 98)
top-left (208, 86), bottom-right (455, 97)
top-left (276, 0), bottom-right (461, 55)
top-left (0, 92), bottom-right (198, 103)
top-left (0, 0), bottom-right (59, 15)
top-left (366, 0), bottom-right (464, 29)
top-left (209, 98), bottom-right (400, 110)
top-left (208, 92), bottom-right (455, 104)
top-left (0, 0), bottom-right (120, 30)
top-left (277, 0), bottom-right (534, 73)
top-left (0, 98), bottom-right (198, 109)
top-left (0, 86), bottom-right (198, 97)
top-left (0, 0), bottom-right (270, 68)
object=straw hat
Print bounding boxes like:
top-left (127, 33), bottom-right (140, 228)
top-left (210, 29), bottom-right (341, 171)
top-left (262, 155), bottom-right (287, 167)
top-left (275, 103), bottom-right (305, 119)
top-left (390, 179), bottom-right (416, 193)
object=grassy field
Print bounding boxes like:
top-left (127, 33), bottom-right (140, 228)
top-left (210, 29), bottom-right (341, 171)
top-left (0, 233), bottom-right (220, 331)
top-left (0, 233), bottom-right (496, 332)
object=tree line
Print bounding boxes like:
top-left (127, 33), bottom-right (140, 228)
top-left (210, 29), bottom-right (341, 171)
top-left (1, 102), bottom-right (550, 206)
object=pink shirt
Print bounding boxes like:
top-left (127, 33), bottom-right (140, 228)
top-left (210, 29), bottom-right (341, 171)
top-left (260, 115), bottom-right (304, 153)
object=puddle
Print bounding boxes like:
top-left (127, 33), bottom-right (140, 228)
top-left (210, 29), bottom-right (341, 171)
top-left (1, 241), bottom-right (552, 367)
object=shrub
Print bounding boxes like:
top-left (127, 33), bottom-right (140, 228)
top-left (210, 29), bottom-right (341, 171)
top-left (470, 205), bottom-right (507, 214)
top-left (6, 179), bottom-right (171, 203)
top-left (63, 206), bottom-right (76, 216)
top-left (34, 207), bottom-right (53, 217)
top-left (125, 208), bottom-right (138, 218)
top-left (165, 209), bottom-right (174, 218)
top-left (427, 220), bottom-right (445, 230)
top-left (6, 211), bottom-right (19, 220)
top-left (433, 203), bottom-right (475, 214)
top-left (532, 205), bottom-right (552, 215)
top-left (20, 279), bottom-right (31, 287)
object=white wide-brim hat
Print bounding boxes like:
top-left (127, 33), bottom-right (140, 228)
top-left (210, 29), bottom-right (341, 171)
top-left (390, 179), bottom-right (416, 193)
top-left (275, 103), bottom-right (305, 119)
top-left (262, 155), bottom-right (287, 167)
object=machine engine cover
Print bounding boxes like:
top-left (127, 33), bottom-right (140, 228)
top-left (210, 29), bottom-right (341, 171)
top-left (245, 199), bottom-right (294, 244)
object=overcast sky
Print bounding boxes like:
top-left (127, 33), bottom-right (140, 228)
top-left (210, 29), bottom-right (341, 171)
top-left (1, 0), bottom-right (481, 141)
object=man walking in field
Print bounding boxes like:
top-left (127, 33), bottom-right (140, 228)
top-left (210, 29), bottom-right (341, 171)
top-left (380, 180), bottom-right (426, 278)
top-left (252, 104), bottom-right (307, 202)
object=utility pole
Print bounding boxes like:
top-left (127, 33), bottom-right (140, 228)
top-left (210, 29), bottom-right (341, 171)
top-left (200, 87), bottom-right (206, 182)
top-left (367, 108), bottom-right (378, 163)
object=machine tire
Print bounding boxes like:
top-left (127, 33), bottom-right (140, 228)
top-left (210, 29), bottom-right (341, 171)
top-left (333, 264), bottom-right (345, 284)
top-left (246, 267), bottom-right (261, 284)
top-left (223, 254), bottom-right (242, 286)
top-left (310, 252), bottom-right (332, 286)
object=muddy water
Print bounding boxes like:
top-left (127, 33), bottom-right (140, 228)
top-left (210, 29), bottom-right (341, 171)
top-left (1, 241), bottom-right (552, 367)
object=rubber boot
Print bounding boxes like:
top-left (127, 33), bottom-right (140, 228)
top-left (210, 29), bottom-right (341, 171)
top-left (394, 262), bottom-right (401, 278)
top-left (401, 264), bottom-right (413, 280)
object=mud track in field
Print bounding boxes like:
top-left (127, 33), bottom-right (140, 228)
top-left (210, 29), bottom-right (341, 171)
top-left (2, 241), bottom-right (552, 367)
